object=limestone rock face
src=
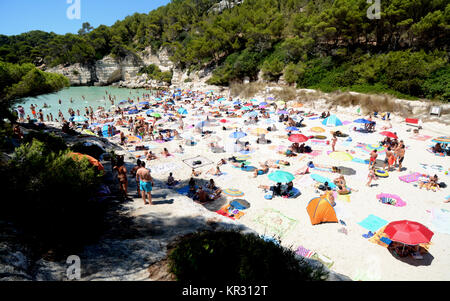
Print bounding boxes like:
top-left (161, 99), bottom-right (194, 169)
top-left (47, 63), bottom-right (92, 86)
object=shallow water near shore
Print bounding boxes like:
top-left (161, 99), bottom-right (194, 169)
top-left (16, 86), bottom-right (154, 119)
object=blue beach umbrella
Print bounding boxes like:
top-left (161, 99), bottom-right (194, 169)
top-left (233, 101), bottom-right (241, 105)
top-left (285, 126), bottom-right (299, 131)
top-left (155, 98), bottom-right (162, 101)
top-left (268, 170), bottom-right (295, 183)
top-left (259, 102), bottom-right (268, 106)
top-left (241, 106), bottom-right (252, 111)
top-left (229, 131), bottom-right (247, 139)
top-left (322, 115), bottom-right (343, 127)
top-left (178, 108), bottom-right (188, 115)
top-left (139, 101), bottom-right (149, 105)
top-left (354, 118), bottom-right (371, 124)
top-left (145, 109), bottom-right (154, 115)
top-left (244, 111), bottom-right (258, 118)
top-left (128, 109), bottom-right (139, 114)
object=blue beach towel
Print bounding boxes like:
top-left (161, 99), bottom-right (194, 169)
top-left (176, 186), bottom-right (190, 195)
top-left (352, 157), bottom-right (370, 164)
top-left (358, 214), bottom-right (388, 232)
top-left (310, 173), bottom-right (337, 189)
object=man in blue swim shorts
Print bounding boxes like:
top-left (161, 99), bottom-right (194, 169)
top-left (136, 162), bottom-right (154, 205)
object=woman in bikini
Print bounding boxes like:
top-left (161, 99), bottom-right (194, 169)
top-left (113, 156), bottom-right (128, 198)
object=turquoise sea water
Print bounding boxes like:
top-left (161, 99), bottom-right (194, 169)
top-left (16, 86), bottom-right (154, 120)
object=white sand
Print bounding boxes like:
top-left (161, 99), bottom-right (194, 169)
top-left (100, 102), bottom-right (450, 281)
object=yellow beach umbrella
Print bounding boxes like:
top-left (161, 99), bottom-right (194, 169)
top-left (251, 128), bottom-right (268, 135)
top-left (310, 127), bottom-right (325, 133)
top-left (276, 100), bottom-right (286, 106)
top-left (288, 102), bottom-right (303, 108)
top-left (329, 151), bottom-right (353, 162)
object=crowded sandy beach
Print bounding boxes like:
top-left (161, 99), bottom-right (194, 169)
top-left (13, 87), bottom-right (450, 281)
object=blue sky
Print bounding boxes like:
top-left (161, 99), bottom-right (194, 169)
top-left (0, 0), bottom-right (170, 36)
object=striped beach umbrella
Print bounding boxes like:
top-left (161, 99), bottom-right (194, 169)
top-left (431, 136), bottom-right (450, 144)
top-left (223, 188), bottom-right (244, 197)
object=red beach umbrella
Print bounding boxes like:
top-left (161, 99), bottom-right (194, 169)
top-left (288, 134), bottom-right (309, 143)
top-left (220, 119), bottom-right (228, 123)
top-left (384, 220), bottom-right (434, 245)
top-left (380, 131), bottom-right (398, 139)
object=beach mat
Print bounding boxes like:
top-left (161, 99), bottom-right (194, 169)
top-left (216, 204), bottom-right (245, 220)
top-left (295, 245), bottom-right (315, 258)
top-left (358, 214), bottom-right (388, 232)
top-left (176, 185), bottom-right (190, 195)
top-left (254, 208), bottom-right (298, 239)
top-left (410, 134), bottom-right (432, 141)
top-left (399, 172), bottom-right (422, 183)
top-left (310, 173), bottom-right (337, 189)
top-left (311, 253), bottom-right (334, 269)
top-left (431, 208), bottom-right (450, 235)
top-left (149, 162), bottom-right (181, 175)
top-left (352, 157), bottom-right (369, 164)
top-left (183, 155), bottom-right (214, 169)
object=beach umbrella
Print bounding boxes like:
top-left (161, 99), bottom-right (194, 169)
top-left (150, 112), bottom-right (161, 118)
top-left (310, 127), bottom-right (325, 133)
top-left (277, 110), bottom-right (289, 115)
top-left (241, 106), bottom-right (252, 111)
top-left (177, 107), bottom-right (188, 115)
top-left (251, 128), bottom-right (268, 136)
top-left (119, 100), bottom-right (127, 104)
top-left (145, 109), bottom-right (154, 115)
top-left (73, 116), bottom-right (88, 122)
top-left (69, 152), bottom-right (104, 171)
top-left (127, 109), bottom-right (139, 114)
top-left (380, 131), bottom-right (398, 139)
top-left (229, 131), bottom-right (247, 139)
top-left (322, 115), bottom-right (343, 127)
top-left (154, 97), bottom-right (162, 101)
top-left (285, 126), bottom-right (299, 132)
top-left (223, 188), bottom-right (244, 197)
top-left (126, 135), bottom-right (141, 143)
top-left (353, 118), bottom-right (371, 124)
top-left (268, 170), bottom-right (295, 183)
top-left (250, 99), bottom-right (258, 102)
top-left (431, 136), bottom-right (450, 144)
top-left (244, 111), bottom-right (259, 118)
top-left (384, 220), bottom-right (434, 245)
top-left (219, 119), bottom-right (228, 123)
top-left (139, 101), bottom-right (149, 105)
top-left (233, 100), bottom-right (241, 105)
top-left (288, 134), bottom-right (309, 143)
top-left (276, 100), bottom-right (285, 106)
top-left (329, 151), bottom-right (353, 162)
top-left (267, 97), bottom-right (275, 100)
top-left (259, 102), bottom-right (268, 106)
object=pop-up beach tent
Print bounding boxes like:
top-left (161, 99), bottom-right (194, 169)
top-left (306, 195), bottom-right (338, 225)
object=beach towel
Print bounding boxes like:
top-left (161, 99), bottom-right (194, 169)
top-left (311, 253), bottom-right (334, 269)
top-left (358, 214), bottom-right (388, 232)
top-left (310, 139), bottom-right (328, 146)
top-left (295, 246), bottom-right (315, 258)
top-left (149, 162), bottom-right (181, 175)
top-left (399, 172), bottom-right (422, 183)
top-left (310, 174), bottom-right (337, 189)
top-left (368, 226), bottom-right (391, 248)
top-left (410, 134), bottom-right (432, 141)
top-left (254, 208), bottom-right (298, 239)
top-left (337, 194), bottom-right (351, 203)
top-left (176, 185), bottom-right (190, 195)
top-left (352, 157), bottom-right (369, 164)
top-left (307, 150), bottom-right (323, 157)
top-left (431, 208), bottom-right (450, 235)
top-left (216, 204), bottom-right (245, 220)
top-left (183, 156), bottom-right (214, 169)
top-left (230, 199), bottom-right (250, 210)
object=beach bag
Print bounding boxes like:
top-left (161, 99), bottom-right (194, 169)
top-left (264, 191), bottom-right (273, 200)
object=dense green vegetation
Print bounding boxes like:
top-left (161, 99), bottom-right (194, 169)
top-left (0, 0), bottom-right (448, 100)
top-left (138, 64), bottom-right (173, 84)
top-left (0, 136), bottom-right (105, 257)
top-left (169, 231), bottom-right (327, 281)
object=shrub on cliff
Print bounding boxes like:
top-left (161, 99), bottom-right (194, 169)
top-left (168, 231), bottom-right (328, 281)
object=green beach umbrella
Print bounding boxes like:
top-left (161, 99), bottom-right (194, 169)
top-left (268, 170), bottom-right (295, 183)
top-left (150, 112), bottom-right (161, 118)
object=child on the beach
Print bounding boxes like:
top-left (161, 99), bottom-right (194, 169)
top-left (367, 166), bottom-right (378, 187)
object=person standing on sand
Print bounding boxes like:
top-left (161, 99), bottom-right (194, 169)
top-left (136, 162), bottom-right (154, 205)
top-left (384, 147), bottom-right (393, 171)
top-left (369, 149), bottom-right (377, 169)
top-left (331, 133), bottom-right (337, 152)
top-left (113, 156), bottom-right (128, 199)
top-left (130, 159), bottom-right (142, 197)
top-left (396, 145), bottom-right (405, 171)
top-left (367, 166), bottom-right (378, 187)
